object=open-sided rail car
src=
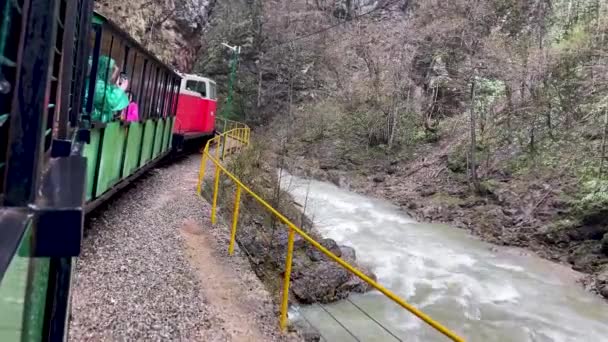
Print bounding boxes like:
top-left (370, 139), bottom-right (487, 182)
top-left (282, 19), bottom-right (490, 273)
top-left (0, 1), bottom-right (94, 341)
top-left (0, 4), bottom-right (181, 341)
top-left (82, 13), bottom-right (181, 212)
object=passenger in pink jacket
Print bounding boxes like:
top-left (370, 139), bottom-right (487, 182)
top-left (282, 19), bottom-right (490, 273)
top-left (123, 92), bottom-right (139, 122)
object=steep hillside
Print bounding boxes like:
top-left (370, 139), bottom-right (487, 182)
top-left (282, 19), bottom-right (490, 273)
top-left (197, 0), bottom-right (608, 300)
top-left (95, 0), bottom-right (215, 70)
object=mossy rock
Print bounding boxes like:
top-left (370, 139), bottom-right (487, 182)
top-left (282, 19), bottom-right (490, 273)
top-left (447, 153), bottom-right (467, 173)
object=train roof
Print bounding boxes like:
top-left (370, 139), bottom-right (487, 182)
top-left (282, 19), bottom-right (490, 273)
top-left (92, 12), bottom-right (180, 79)
top-left (179, 73), bottom-right (216, 84)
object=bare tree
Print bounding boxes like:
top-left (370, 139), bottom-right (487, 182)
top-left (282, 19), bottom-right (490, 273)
top-left (469, 72), bottom-right (481, 193)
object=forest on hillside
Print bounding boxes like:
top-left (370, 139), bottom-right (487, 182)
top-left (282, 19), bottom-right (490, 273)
top-left (195, 0), bottom-right (608, 299)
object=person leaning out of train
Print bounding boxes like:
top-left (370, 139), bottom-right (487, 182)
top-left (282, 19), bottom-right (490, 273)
top-left (122, 91), bottom-right (139, 123)
top-left (86, 55), bottom-right (129, 123)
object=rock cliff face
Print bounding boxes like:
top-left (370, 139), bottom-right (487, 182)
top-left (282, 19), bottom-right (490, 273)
top-left (94, 0), bottom-right (215, 71)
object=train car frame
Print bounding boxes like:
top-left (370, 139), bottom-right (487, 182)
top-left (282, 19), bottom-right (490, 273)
top-left (83, 13), bottom-right (181, 212)
top-left (0, 2), bottom-right (182, 341)
top-left (0, 1), bottom-right (94, 341)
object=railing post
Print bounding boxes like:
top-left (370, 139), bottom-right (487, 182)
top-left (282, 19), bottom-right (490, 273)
top-left (211, 142), bottom-right (222, 224)
top-left (280, 227), bottom-right (296, 331)
top-left (221, 132), bottom-right (228, 160)
top-left (223, 119), bottom-right (227, 134)
top-left (228, 131), bottom-right (233, 156)
top-left (229, 186), bottom-right (242, 255)
top-left (197, 145), bottom-right (209, 195)
top-left (220, 133), bottom-right (226, 159)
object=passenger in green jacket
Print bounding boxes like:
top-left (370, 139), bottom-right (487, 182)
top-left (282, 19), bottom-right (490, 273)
top-left (86, 55), bottom-right (129, 123)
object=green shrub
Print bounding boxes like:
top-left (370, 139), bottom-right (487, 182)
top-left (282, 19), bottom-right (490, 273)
top-left (573, 179), bottom-right (608, 223)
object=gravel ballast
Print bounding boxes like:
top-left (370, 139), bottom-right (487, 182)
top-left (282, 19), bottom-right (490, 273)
top-left (69, 154), bottom-right (299, 341)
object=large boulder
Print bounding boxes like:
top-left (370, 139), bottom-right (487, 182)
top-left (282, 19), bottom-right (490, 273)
top-left (291, 260), bottom-right (351, 303)
top-left (306, 238), bottom-right (342, 261)
top-left (600, 285), bottom-right (608, 299)
top-left (567, 241), bottom-right (604, 272)
top-left (291, 239), bottom-right (377, 303)
top-left (239, 223), bottom-right (377, 304)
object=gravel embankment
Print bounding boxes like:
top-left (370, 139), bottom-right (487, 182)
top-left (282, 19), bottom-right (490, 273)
top-left (70, 154), bottom-right (299, 341)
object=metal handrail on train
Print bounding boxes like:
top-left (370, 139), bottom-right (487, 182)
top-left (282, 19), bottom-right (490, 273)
top-left (196, 123), bottom-right (465, 342)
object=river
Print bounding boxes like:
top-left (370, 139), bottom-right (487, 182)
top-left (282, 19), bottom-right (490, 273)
top-left (281, 174), bottom-right (608, 342)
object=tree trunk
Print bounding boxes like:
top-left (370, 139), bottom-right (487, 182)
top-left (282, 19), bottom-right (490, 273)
top-left (599, 108), bottom-right (608, 179)
top-left (257, 66), bottom-right (263, 108)
top-left (469, 76), bottom-right (481, 193)
top-left (505, 85), bottom-right (514, 143)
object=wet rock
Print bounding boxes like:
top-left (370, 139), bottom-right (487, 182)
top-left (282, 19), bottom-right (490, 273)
top-left (597, 267), bottom-right (608, 283)
top-left (319, 160), bottom-right (337, 170)
top-left (568, 242), bottom-right (603, 272)
top-left (338, 263), bottom-right (377, 294)
top-left (542, 228), bottom-right (570, 245)
top-left (291, 261), bottom-right (351, 303)
top-left (600, 285), bottom-right (608, 299)
top-left (372, 175), bottom-right (386, 183)
top-left (290, 321), bottom-right (321, 342)
top-left (420, 205), bottom-right (441, 220)
top-left (328, 172), bottom-right (340, 186)
top-left (327, 171), bottom-right (349, 188)
top-left (301, 328), bottom-right (321, 342)
top-left (340, 246), bottom-right (356, 261)
top-left (307, 239), bottom-right (342, 261)
top-left (419, 188), bottom-right (436, 197)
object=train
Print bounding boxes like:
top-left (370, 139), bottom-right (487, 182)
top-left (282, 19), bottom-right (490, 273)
top-left (0, 2), bottom-right (218, 341)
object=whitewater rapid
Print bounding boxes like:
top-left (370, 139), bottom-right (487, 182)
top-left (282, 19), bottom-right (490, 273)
top-left (282, 174), bottom-right (608, 342)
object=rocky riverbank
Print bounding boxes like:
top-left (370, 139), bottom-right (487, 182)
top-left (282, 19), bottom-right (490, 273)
top-left (201, 146), bottom-right (377, 309)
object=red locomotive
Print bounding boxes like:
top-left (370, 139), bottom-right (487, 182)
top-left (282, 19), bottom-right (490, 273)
top-left (173, 73), bottom-right (218, 150)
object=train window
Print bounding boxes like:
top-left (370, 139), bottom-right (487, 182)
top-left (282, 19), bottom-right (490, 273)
top-left (199, 81), bottom-right (207, 98)
top-left (142, 64), bottom-right (155, 119)
top-left (172, 78), bottom-right (180, 116)
top-left (185, 80), bottom-right (207, 98)
top-left (164, 75), bottom-right (173, 118)
top-left (173, 78), bottom-right (180, 116)
top-left (46, 0), bottom-right (69, 152)
top-left (84, 24), bottom-right (102, 117)
top-left (127, 52), bottom-right (140, 99)
top-left (0, 0), bottom-right (27, 197)
top-left (168, 78), bottom-right (178, 117)
top-left (185, 80), bottom-right (198, 94)
top-left (138, 59), bottom-right (149, 118)
top-left (92, 31), bottom-right (121, 122)
top-left (67, 0), bottom-right (91, 130)
top-left (209, 82), bottom-right (217, 100)
top-left (159, 72), bottom-right (169, 118)
top-left (152, 68), bottom-right (162, 117)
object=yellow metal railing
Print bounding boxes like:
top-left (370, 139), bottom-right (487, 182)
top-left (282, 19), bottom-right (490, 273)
top-left (196, 120), bottom-right (465, 342)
